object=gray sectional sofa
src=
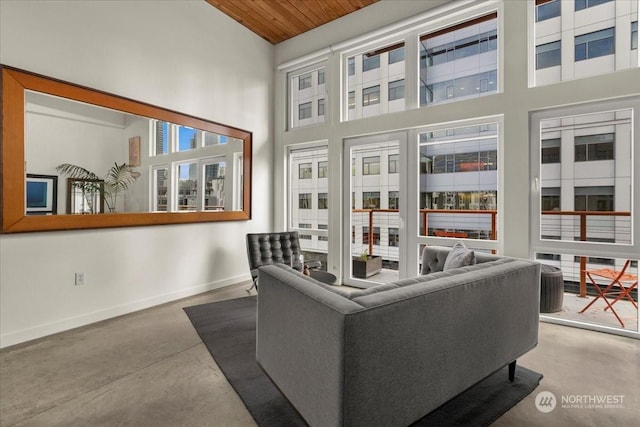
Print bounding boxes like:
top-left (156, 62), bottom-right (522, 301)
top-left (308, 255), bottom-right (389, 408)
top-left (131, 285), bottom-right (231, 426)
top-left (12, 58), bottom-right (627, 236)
top-left (256, 246), bottom-right (540, 427)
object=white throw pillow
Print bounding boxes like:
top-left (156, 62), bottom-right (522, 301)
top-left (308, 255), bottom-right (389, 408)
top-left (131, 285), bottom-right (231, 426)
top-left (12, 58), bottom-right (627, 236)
top-left (443, 242), bottom-right (476, 271)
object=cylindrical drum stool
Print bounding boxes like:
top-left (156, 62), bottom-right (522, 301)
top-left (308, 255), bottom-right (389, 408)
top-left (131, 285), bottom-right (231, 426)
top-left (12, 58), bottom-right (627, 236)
top-left (540, 264), bottom-right (564, 313)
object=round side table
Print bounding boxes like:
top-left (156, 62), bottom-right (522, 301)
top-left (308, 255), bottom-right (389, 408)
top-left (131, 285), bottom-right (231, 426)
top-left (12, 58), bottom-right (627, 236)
top-left (540, 264), bottom-right (564, 313)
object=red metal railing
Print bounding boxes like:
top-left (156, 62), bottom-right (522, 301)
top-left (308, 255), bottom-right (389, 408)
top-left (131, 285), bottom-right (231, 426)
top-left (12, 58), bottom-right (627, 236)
top-left (352, 208), bottom-right (498, 256)
top-left (352, 209), bottom-right (631, 297)
top-left (541, 210), bottom-right (632, 297)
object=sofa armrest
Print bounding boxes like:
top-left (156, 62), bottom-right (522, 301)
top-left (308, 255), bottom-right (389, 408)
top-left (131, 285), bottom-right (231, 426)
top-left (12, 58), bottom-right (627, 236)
top-left (256, 265), bottom-right (363, 426)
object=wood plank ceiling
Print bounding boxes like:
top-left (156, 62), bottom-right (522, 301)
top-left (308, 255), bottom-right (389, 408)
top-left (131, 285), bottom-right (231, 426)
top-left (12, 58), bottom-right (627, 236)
top-left (205, 0), bottom-right (379, 44)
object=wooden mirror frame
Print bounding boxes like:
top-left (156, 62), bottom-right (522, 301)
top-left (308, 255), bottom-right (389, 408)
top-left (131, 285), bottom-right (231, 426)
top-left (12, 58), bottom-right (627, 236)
top-left (1, 66), bottom-right (252, 233)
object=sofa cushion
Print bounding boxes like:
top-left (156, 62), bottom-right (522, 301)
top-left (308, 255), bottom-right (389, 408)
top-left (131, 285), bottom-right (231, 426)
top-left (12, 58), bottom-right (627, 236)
top-left (443, 242), bottom-right (476, 271)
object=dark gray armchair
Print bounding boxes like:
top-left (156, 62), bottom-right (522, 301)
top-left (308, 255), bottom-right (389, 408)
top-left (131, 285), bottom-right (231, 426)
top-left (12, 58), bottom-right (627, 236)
top-left (245, 232), bottom-right (303, 292)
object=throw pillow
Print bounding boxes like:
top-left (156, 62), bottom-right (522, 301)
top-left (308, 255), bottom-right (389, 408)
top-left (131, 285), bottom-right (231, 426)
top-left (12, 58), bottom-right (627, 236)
top-left (443, 242), bottom-right (476, 271)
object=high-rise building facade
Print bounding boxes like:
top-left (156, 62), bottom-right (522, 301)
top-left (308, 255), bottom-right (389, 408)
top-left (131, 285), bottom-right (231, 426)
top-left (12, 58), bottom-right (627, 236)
top-left (534, 0), bottom-right (638, 85)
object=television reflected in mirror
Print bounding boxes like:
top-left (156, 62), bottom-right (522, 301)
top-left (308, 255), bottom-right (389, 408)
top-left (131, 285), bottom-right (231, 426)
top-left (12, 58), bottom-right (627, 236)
top-left (1, 66), bottom-right (252, 233)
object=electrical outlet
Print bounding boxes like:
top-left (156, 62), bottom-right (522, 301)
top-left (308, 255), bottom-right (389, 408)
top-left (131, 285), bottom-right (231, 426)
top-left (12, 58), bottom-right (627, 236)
top-left (75, 272), bottom-right (86, 286)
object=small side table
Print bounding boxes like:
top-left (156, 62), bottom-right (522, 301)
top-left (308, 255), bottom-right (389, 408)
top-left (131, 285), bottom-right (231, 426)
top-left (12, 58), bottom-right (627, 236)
top-left (540, 264), bottom-right (564, 313)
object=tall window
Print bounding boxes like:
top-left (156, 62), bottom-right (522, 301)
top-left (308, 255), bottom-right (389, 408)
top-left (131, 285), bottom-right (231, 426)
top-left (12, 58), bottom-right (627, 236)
top-left (388, 154), bottom-right (399, 173)
top-left (388, 191), bottom-right (399, 209)
top-left (153, 167), bottom-right (168, 211)
top-left (419, 122), bottom-right (498, 239)
top-left (420, 13), bottom-right (498, 106)
top-left (389, 227), bottom-right (400, 247)
top-left (318, 161), bottom-right (328, 178)
top-left (348, 57), bottom-right (355, 76)
top-left (204, 161), bottom-right (225, 211)
top-left (575, 28), bottom-right (615, 61)
top-left (348, 91), bottom-right (355, 109)
top-left (154, 121), bottom-right (169, 155)
top-left (318, 193), bottom-right (328, 209)
top-left (537, 106), bottom-right (632, 245)
top-left (318, 99), bottom-right (325, 116)
top-left (632, 21), bottom-right (638, 50)
top-left (176, 162), bottom-right (197, 210)
top-left (288, 145), bottom-right (330, 258)
top-left (389, 80), bottom-right (405, 101)
top-left (318, 224), bottom-right (328, 241)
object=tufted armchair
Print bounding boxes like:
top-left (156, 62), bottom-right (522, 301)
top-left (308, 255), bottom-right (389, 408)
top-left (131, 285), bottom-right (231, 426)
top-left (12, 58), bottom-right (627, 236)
top-left (245, 232), bottom-right (303, 292)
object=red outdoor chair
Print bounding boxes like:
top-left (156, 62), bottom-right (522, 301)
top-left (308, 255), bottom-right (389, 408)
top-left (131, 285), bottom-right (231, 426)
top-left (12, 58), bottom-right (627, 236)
top-left (579, 260), bottom-right (638, 328)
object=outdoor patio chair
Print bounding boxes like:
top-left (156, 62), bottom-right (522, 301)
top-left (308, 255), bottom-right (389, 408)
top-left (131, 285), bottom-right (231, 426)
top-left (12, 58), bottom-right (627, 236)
top-left (579, 260), bottom-right (638, 328)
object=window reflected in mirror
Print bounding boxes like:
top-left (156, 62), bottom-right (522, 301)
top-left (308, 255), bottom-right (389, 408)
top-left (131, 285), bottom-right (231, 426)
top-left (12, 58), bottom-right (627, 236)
top-left (24, 91), bottom-right (245, 216)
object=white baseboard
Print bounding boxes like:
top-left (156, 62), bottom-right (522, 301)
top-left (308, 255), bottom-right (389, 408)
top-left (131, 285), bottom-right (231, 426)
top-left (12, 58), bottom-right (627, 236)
top-left (0, 274), bottom-right (249, 349)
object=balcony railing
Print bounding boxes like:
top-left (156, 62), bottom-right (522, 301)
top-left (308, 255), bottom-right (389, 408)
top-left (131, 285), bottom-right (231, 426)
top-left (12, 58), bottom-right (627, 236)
top-left (541, 210), bottom-right (632, 297)
top-left (353, 209), bottom-right (632, 297)
top-left (352, 208), bottom-right (498, 256)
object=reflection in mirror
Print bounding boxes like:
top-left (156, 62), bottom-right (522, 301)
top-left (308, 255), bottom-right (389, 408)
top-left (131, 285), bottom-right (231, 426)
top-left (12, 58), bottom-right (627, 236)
top-left (67, 178), bottom-right (104, 214)
top-left (1, 66), bottom-right (252, 233)
top-left (25, 92), bottom-right (244, 215)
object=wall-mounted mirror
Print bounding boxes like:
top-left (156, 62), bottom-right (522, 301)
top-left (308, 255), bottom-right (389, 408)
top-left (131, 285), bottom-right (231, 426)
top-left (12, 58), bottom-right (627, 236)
top-left (1, 66), bottom-right (252, 233)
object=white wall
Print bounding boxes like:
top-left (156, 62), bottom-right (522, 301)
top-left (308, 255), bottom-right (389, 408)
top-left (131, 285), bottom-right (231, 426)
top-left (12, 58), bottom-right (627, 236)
top-left (0, 0), bottom-right (274, 347)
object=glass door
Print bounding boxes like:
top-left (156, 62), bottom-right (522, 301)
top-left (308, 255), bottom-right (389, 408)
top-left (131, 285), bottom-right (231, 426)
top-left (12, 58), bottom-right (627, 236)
top-left (530, 98), bottom-right (639, 338)
top-left (344, 132), bottom-right (406, 287)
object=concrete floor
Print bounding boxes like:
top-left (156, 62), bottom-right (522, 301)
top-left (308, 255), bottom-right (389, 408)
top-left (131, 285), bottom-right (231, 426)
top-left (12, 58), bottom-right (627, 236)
top-left (1, 283), bottom-right (638, 427)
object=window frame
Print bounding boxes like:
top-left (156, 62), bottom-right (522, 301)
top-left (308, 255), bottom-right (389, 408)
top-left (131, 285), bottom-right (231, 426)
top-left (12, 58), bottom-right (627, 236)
top-left (363, 85), bottom-right (381, 106)
top-left (298, 192), bottom-right (312, 209)
top-left (536, 40), bottom-right (561, 70)
top-left (574, 28), bottom-right (615, 62)
top-left (362, 156), bottom-right (381, 175)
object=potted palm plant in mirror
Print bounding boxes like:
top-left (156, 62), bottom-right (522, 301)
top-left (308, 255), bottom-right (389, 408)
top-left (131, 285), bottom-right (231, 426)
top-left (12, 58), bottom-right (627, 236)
top-left (352, 249), bottom-right (382, 279)
top-left (56, 162), bottom-right (141, 213)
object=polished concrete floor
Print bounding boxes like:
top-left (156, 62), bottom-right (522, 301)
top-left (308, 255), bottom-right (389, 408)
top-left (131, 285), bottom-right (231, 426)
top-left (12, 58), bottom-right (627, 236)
top-left (1, 283), bottom-right (638, 427)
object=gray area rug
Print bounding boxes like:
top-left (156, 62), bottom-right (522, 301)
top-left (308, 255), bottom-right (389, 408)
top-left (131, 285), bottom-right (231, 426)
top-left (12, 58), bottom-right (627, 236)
top-left (184, 296), bottom-right (542, 427)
